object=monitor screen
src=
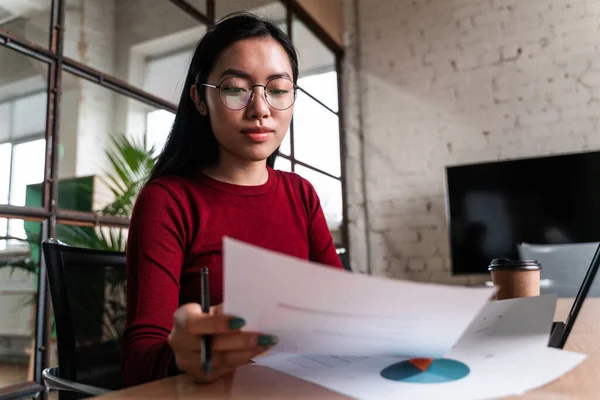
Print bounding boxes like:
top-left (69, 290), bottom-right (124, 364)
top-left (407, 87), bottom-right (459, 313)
top-left (445, 151), bottom-right (600, 275)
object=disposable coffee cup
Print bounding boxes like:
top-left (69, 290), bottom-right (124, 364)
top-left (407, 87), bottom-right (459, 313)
top-left (488, 258), bottom-right (542, 300)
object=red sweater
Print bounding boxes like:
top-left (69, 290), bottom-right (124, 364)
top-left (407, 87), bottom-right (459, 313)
top-left (122, 167), bottom-right (343, 386)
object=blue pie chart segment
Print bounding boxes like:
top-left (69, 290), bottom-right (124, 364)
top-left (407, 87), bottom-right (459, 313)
top-left (380, 358), bottom-right (470, 383)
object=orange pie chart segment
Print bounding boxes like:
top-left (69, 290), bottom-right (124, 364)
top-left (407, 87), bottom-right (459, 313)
top-left (408, 358), bottom-right (434, 372)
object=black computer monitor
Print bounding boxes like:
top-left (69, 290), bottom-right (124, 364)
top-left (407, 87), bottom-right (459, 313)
top-left (445, 150), bottom-right (600, 275)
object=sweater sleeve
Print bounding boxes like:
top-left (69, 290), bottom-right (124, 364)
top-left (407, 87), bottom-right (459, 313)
top-left (303, 180), bottom-right (344, 270)
top-left (122, 182), bottom-right (186, 386)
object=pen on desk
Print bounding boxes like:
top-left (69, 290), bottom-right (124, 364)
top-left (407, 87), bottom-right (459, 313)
top-left (200, 267), bottom-right (212, 376)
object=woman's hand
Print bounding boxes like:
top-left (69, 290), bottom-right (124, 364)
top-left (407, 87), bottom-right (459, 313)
top-left (168, 303), bottom-right (277, 383)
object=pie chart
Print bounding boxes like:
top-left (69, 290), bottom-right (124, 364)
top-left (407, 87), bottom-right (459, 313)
top-left (380, 358), bottom-right (470, 383)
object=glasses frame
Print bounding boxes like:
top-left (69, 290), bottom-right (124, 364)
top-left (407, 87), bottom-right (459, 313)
top-left (201, 77), bottom-right (300, 111)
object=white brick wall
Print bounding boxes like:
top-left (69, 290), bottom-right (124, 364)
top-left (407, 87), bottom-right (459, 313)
top-left (343, 0), bottom-right (600, 284)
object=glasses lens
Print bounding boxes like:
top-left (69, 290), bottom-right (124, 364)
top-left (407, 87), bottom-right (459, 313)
top-left (219, 77), bottom-right (252, 110)
top-left (265, 78), bottom-right (296, 110)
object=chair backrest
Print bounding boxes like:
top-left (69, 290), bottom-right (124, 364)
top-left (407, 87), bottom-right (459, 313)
top-left (42, 239), bottom-right (127, 398)
top-left (517, 242), bottom-right (600, 297)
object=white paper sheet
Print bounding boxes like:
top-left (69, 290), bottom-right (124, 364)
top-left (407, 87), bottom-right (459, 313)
top-left (252, 293), bottom-right (586, 400)
top-left (223, 237), bottom-right (494, 358)
top-left (253, 348), bottom-right (586, 400)
top-left (450, 293), bottom-right (558, 362)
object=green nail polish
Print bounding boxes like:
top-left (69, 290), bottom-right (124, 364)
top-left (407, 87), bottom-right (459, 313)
top-left (228, 317), bottom-right (245, 329)
top-left (258, 334), bottom-right (278, 346)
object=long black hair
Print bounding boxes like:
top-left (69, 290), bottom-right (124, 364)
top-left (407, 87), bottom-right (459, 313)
top-left (147, 12), bottom-right (299, 182)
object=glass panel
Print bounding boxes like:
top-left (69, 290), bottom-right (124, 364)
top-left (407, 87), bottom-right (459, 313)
top-left (59, 72), bottom-right (161, 217)
top-left (0, 0), bottom-right (51, 48)
top-left (274, 157), bottom-right (291, 172)
top-left (8, 138), bottom-right (45, 214)
top-left (293, 94), bottom-right (341, 177)
top-left (186, 0), bottom-right (206, 16)
top-left (292, 17), bottom-right (336, 103)
top-left (144, 50), bottom-right (194, 105)
top-left (146, 109), bottom-right (175, 157)
top-left (216, 1), bottom-right (285, 27)
top-left (0, 218), bottom-right (41, 389)
top-left (0, 143), bottom-right (10, 204)
top-left (12, 93), bottom-right (46, 137)
top-left (279, 125), bottom-right (290, 156)
top-left (0, 102), bottom-right (9, 142)
top-left (295, 165), bottom-right (343, 232)
top-left (298, 71), bottom-right (338, 112)
top-left (1, 139), bottom-right (45, 209)
top-left (0, 47), bottom-right (48, 209)
top-left (63, 1), bottom-right (206, 102)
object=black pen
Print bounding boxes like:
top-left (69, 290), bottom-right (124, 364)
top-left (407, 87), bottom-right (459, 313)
top-left (200, 267), bottom-right (212, 376)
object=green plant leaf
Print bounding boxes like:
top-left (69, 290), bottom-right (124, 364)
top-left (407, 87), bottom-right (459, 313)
top-left (0, 236), bottom-right (40, 275)
top-left (99, 133), bottom-right (157, 218)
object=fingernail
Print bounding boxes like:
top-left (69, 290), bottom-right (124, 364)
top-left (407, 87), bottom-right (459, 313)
top-left (258, 334), bottom-right (278, 346)
top-left (228, 317), bottom-right (245, 329)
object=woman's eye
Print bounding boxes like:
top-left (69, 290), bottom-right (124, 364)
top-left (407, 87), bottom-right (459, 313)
top-left (269, 89), bottom-right (288, 96)
top-left (223, 87), bottom-right (247, 94)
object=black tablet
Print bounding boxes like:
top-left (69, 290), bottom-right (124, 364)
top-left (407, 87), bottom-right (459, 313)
top-left (548, 242), bottom-right (600, 349)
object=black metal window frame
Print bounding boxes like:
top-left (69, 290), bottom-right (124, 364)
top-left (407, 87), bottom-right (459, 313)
top-left (0, 1), bottom-right (346, 398)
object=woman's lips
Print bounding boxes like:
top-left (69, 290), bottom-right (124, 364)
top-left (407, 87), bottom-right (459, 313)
top-left (246, 132), bottom-right (270, 142)
top-left (242, 127), bottom-right (273, 143)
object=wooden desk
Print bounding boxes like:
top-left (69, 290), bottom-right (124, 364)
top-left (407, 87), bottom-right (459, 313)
top-left (95, 298), bottom-right (600, 400)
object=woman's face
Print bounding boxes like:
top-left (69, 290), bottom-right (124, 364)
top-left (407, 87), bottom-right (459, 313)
top-left (194, 36), bottom-right (295, 164)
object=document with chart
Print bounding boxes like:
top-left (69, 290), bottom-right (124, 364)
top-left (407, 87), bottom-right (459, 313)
top-left (223, 237), bottom-right (494, 358)
top-left (252, 347), bottom-right (584, 400)
top-left (251, 295), bottom-right (586, 400)
top-left (223, 238), bottom-right (586, 400)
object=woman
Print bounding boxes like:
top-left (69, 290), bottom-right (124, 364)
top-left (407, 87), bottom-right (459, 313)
top-left (122, 12), bottom-right (344, 386)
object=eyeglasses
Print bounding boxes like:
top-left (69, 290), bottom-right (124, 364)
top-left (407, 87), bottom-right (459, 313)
top-left (201, 77), bottom-right (298, 111)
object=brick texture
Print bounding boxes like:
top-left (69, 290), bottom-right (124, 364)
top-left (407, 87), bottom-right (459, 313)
top-left (343, 0), bottom-right (600, 284)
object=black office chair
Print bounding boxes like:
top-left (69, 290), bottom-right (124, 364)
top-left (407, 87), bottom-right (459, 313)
top-left (42, 238), bottom-right (127, 399)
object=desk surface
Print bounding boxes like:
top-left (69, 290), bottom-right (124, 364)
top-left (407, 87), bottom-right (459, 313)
top-left (95, 298), bottom-right (600, 400)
